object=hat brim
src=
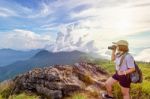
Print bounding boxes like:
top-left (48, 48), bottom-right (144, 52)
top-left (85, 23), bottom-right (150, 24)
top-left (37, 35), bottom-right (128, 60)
top-left (112, 42), bottom-right (117, 44)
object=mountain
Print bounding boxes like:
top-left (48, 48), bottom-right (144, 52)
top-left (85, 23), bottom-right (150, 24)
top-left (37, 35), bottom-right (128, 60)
top-left (0, 48), bottom-right (40, 67)
top-left (0, 50), bottom-right (91, 81)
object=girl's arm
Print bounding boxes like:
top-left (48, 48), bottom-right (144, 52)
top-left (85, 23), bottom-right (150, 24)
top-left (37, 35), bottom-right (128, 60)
top-left (125, 55), bottom-right (136, 75)
top-left (111, 50), bottom-right (116, 61)
top-left (124, 67), bottom-right (135, 75)
top-left (118, 68), bottom-right (135, 75)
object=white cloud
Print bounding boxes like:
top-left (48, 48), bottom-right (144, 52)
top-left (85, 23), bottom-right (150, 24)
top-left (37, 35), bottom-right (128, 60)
top-left (0, 1), bottom-right (54, 18)
top-left (0, 29), bottom-right (54, 50)
top-left (45, 24), bottom-right (99, 53)
top-left (135, 48), bottom-right (150, 62)
top-left (0, 7), bottom-right (17, 17)
top-left (70, 1), bottom-right (150, 37)
top-left (27, 3), bottom-right (54, 18)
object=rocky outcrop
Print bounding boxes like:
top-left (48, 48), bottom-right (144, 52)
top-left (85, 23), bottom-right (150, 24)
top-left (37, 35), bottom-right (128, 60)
top-left (12, 62), bottom-right (109, 99)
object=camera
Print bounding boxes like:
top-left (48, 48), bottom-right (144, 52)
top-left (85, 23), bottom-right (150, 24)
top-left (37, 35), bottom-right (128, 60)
top-left (108, 45), bottom-right (117, 50)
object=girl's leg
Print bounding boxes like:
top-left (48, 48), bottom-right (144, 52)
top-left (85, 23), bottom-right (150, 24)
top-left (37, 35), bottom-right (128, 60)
top-left (105, 77), bottom-right (118, 97)
top-left (121, 86), bottom-right (130, 99)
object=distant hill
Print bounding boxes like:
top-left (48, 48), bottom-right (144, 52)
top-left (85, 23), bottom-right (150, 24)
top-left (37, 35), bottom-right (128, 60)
top-left (0, 48), bottom-right (40, 66)
top-left (0, 50), bottom-right (91, 81)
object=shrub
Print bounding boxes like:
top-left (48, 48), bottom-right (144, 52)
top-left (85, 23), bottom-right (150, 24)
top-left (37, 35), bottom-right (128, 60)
top-left (0, 80), bottom-right (15, 99)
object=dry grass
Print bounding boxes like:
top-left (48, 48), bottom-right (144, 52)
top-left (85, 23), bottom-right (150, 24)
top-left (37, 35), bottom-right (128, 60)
top-left (0, 80), bottom-right (15, 99)
top-left (64, 90), bottom-right (102, 99)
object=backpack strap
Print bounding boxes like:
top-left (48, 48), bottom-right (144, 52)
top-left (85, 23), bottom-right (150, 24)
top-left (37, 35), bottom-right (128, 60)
top-left (119, 52), bottom-right (128, 67)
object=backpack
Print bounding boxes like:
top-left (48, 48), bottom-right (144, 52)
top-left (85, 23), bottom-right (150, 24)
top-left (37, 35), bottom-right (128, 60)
top-left (119, 53), bottom-right (143, 83)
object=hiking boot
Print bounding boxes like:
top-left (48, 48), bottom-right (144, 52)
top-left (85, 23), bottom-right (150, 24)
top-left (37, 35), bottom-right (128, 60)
top-left (101, 93), bottom-right (113, 99)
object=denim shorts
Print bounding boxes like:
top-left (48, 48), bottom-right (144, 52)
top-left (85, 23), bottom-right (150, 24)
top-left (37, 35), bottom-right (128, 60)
top-left (112, 72), bottom-right (131, 88)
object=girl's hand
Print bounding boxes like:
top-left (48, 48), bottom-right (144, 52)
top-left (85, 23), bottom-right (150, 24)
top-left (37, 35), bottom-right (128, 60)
top-left (117, 71), bottom-right (125, 75)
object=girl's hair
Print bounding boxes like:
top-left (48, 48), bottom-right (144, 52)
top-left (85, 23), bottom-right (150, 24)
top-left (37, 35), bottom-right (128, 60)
top-left (118, 45), bottom-right (129, 52)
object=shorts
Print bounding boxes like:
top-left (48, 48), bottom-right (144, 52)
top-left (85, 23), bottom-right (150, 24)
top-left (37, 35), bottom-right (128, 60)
top-left (112, 72), bottom-right (131, 88)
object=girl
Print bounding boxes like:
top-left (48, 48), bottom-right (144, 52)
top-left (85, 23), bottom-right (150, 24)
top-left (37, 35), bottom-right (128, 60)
top-left (102, 40), bottom-right (135, 99)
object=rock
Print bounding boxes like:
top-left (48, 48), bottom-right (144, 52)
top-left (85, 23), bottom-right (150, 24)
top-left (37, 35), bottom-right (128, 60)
top-left (12, 62), bottom-right (108, 99)
top-left (62, 84), bottom-right (82, 96)
top-left (36, 85), bottom-right (62, 99)
top-left (44, 82), bottom-right (64, 90)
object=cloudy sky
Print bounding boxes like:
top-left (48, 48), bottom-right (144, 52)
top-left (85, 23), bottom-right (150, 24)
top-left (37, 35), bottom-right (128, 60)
top-left (0, 0), bottom-right (150, 62)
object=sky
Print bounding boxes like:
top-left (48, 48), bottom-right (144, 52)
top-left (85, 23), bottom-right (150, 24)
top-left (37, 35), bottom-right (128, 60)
top-left (0, 0), bottom-right (150, 62)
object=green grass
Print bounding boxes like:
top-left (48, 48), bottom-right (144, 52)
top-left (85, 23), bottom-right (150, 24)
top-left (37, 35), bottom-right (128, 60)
top-left (0, 93), bottom-right (39, 99)
top-left (64, 91), bottom-right (89, 99)
top-left (0, 95), bottom-right (2, 99)
top-left (69, 93), bottom-right (87, 99)
top-left (8, 93), bottom-right (39, 99)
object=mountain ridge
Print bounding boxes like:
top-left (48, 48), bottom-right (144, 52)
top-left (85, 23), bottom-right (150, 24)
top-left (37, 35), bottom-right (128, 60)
top-left (0, 50), bottom-right (92, 82)
top-left (0, 48), bottom-right (41, 66)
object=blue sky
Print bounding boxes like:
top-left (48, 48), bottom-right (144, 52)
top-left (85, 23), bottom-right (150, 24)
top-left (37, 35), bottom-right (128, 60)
top-left (0, 0), bottom-right (150, 62)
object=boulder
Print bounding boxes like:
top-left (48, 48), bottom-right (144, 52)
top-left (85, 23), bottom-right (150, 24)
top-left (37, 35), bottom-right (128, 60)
top-left (12, 62), bottom-right (108, 99)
